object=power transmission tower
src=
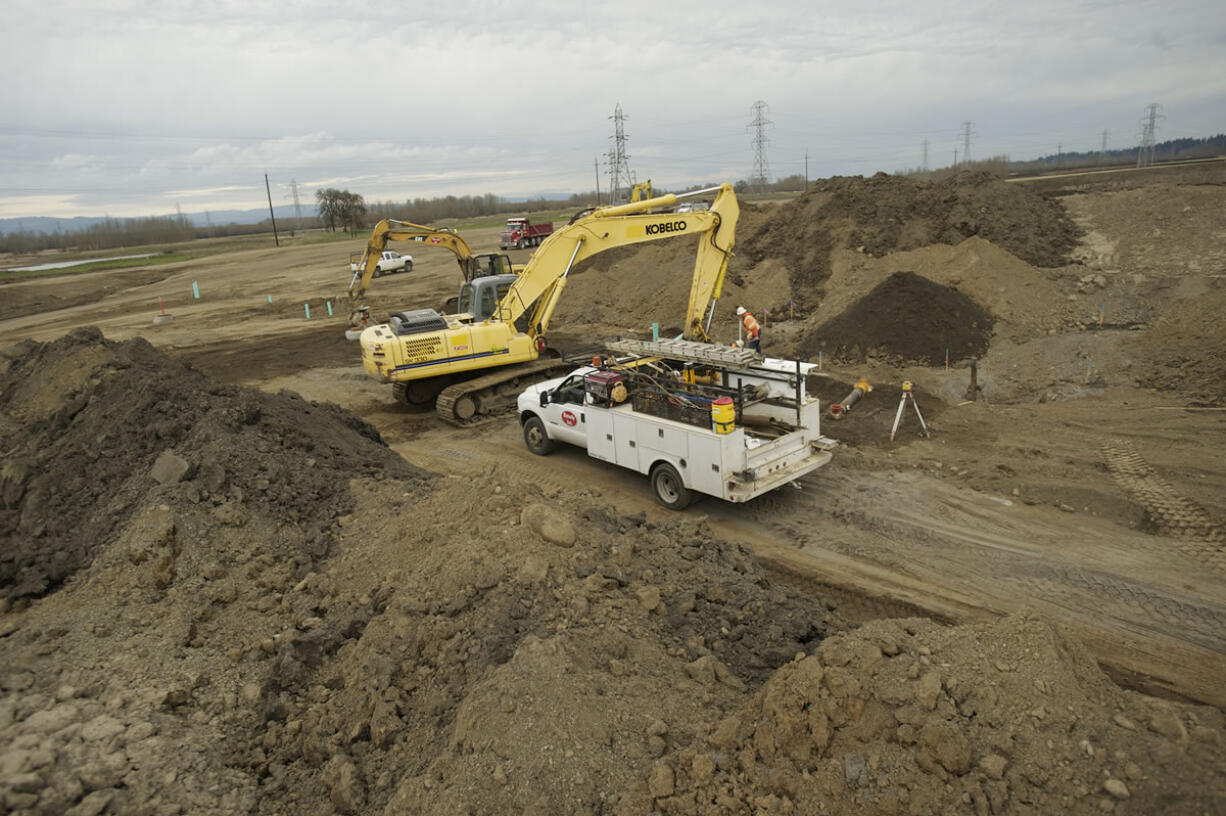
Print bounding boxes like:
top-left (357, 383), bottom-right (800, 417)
top-left (747, 100), bottom-right (772, 193)
top-left (922, 138), bottom-right (929, 171)
top-left (1100, 130), bottom-right (1109, 165)
top-left (289, 179), bottom-right (303, 235)
top-left (960, 121), bottom-right (975, 167)
top-left (605, 103), bottom-right (633, 204)
top-left (1136, 103), bottom-right (1162, 168)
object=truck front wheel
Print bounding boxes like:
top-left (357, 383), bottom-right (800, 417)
top-left (651, 462), bottom-right (691, 510)
top-left (523, 416), bottom-right (555, 456)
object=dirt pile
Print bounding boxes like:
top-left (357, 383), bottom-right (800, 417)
top-left (800, 272), bottom-right (995, 365)
top-left (0, 327), bottom-right (427, 601)
top-left (552, 204), bottom-right (789, 344)
top-left (646, 616), bottom-right (1226, 815)
top-left (246, 492), bottom-right (851, 816)
top-left (1130, 283), bottom-right (1226, 405)
top-left (740, 172), bottom-right (1081, 307)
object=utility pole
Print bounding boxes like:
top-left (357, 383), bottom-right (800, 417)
top-left (922, 137), bottom-right (929, 172)
top-left (953, 148), bottom-right (958, 169)
top-left (804, 152), bottom-right (809, 189)
top-left (594, 156), bottom-right (601, 205)
top-left (1057, 143), bottom-right (1062, 168)
top-left (264, 173), bottom-right (280, 247)
top-left (1099, 130), bottom-right (1109, 165)
top-left (747, 100), bottom-right (773, 194)
top-left (605, 103), bottom-right (633, 204)
top-left (290, 179), bottom-right (303, 236)
top-left (960, 121), bottom-right (975, 167)
top-left (1137, 103), bottom-right (1161, 168)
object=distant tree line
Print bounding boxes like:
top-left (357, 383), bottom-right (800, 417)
top-left (1010, 134), bottom-right (1225, 174)
top-left (0, 215), bottom-right (197, 254)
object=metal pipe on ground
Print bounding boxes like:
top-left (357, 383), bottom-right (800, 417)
top-left (828, 378), bottom-right (872, 420)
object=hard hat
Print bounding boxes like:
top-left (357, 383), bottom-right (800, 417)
top-left (736, 306), bottom-right (746, 316)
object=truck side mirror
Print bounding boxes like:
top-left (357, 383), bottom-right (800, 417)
top-left (539, 392), bottom-right (550, 408)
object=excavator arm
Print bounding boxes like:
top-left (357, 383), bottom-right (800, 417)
top-left (347, 220), bottom-right (486, 326)
top-left (494, 183), bottom-right (738, 342)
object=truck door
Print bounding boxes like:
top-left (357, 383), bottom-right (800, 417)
top-left (544, 374), bottom-right (588, 447)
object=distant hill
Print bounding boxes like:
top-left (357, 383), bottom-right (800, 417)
top-left (0, 205), bottom-right (303, 238)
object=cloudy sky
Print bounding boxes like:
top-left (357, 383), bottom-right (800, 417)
top-left (2, 0), bottom-right (1223, 219)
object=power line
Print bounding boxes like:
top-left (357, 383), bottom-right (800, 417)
top-left (747, 100), bottom-right (772, 193)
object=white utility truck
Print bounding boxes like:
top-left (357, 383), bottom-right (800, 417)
top-left (348, 250), bottom-right (413, 277)
top-left (516, 338), bottom-right (835, 509)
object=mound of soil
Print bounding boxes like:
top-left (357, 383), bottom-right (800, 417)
top-left (1131, 284), bottom-right (1226, 405)
top-left (800, 272), bottom-right (994, 365)
top-left (0, 327), bottom-right (427, 601)
top-left (741, 172), bottom-right (1081, 307)
top-left (646, 616), bottom-right (1226, 815)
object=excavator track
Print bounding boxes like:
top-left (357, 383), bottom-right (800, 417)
top-left (435, 358), bottom-right (575, 427)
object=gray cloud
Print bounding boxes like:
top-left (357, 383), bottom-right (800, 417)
top-left (1, 0), bottom-right (1222, 217)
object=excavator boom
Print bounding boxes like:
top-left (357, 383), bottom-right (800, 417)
top-left (497, 184), bottom-right (738, 342)
top-left (358, 184), bottom-right (739, 424)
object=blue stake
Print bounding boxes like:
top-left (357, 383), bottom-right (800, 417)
top-left (304, 303), bottom-right (311, 319)
top-left (267, 294), bottom-right (272, 303)
top-left (191, 281), bottom-right (200, 299)
top-left (652, 322), bottom-right (659, 341)
top-left (326, 300), bottom-right (333, 316)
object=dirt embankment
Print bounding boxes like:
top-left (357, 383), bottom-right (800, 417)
top-left (739, 172), bottom-right (1081, 309)
top-left (1, 333), bottom-right (1223, 815)
top-left (0, 328), bottom-right (425, 602)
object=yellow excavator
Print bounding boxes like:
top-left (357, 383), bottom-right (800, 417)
top-left (358, 183), bottom-right (739, 425)
top-left (346, 220), bottom-right (517, 331)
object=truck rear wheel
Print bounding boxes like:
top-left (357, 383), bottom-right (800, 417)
top-left (523, 416), bottom-right (555, 455)
top-left (650, 462), bottom-right (691, 510)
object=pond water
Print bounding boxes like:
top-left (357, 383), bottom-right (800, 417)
top-left (8, 253), bottom-right (156, 272)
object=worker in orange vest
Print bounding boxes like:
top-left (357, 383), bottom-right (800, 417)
top-left (736, 306), bottom-right (762, 353)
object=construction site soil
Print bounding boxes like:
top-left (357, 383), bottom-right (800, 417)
top-left (1, 163), bottom-right (1225, 815)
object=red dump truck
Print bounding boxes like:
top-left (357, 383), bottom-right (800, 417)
top-left (500, 217), bottom-right (554, 250)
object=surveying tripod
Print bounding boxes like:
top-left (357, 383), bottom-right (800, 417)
top-left (890, 381), bottom-right (930, 441)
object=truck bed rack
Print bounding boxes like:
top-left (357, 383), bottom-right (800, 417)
top-left (605, 338), bottom-right (761, 367)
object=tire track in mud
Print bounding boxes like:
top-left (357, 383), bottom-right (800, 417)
top-left (1101, 440), bottom-right (1226, 571)
top-left (736, 467), bottom-right (1226, 656)
top-left (1001, 564), bottom-right (1226, 654)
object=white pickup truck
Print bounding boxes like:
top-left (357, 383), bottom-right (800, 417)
top-left (516, 343), bottom-right (834, 509)
top-left (349, 250), bottom-right (413, 277)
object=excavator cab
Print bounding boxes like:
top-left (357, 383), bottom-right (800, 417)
top-left (457, 274), bottom-right (519, 322)
top-left (465, 253), bottom-right (516, 281)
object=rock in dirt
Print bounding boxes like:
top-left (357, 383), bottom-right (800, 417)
top-left (520, 503), bottom-right (576, 547)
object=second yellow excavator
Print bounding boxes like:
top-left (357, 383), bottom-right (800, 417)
top-left (346, 220), bottom-right (518, 332)
top-left (358, 184), bottom-right (739, 425)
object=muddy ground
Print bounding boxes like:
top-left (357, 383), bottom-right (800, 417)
top-left (1, 162), bottom-right (1224, 814)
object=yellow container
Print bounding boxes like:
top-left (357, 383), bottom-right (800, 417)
top-left (712, 397), bottom-right (735, 434)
